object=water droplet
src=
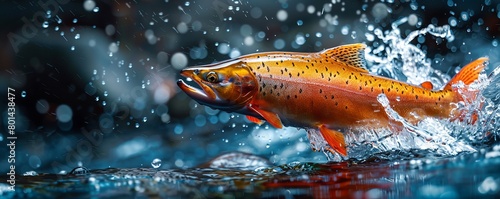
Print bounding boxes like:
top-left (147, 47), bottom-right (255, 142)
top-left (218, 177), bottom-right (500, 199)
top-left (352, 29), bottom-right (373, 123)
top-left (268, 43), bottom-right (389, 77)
top-left (73, 18), bottom-right (78, 23)
top-left (350, 31), bottom-right (357, 39)
top-left (297, 20), bottom-right (303, 26)
top-left (93, 6), bottom-right (100, 12)
top-left (70, 46), bottom-right (75, 51)
top-left (21, 91), bottom-right (26, 97)
top-left (69, 166), bottom-right (89, 175)
top-left (143, 117), bottom-right (148, 122)
top-left (42, 21), bottom-right (49, 28)
top-left (151, 158), bottom-right (162, 168)
top-left (266, 144), bottom-right (270, 148)
top-left (135, 123), bottom-right (140, 128)
top-left (74, 34), bottom-right (80, 40)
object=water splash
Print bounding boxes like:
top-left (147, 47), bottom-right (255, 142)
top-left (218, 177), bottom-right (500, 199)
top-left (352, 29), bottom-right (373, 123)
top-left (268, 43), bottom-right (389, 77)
top-left (308, 22), bottom-right (500, 162)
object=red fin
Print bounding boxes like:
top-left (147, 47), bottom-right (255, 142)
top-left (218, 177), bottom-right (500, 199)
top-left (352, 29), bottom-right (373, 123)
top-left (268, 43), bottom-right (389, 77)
top-left (320, 43), bottom-right (368, 73)
top-left (444, 57), bottom-right (487, 90)
top-left (246, 115), bottom-right (264, 125)
top-left (318, 125), bottom-right (347, 156)
top-left (420, 81), bottom-right (433, 90)
top-left (248, 106), bottom-right (283, 129)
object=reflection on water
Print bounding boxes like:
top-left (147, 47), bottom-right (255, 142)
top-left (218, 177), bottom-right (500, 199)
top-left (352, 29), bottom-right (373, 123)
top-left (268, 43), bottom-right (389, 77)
top-left (3, 149), bottom-right (500, 198)
top-left (1, 0), bottom-right (500, 198)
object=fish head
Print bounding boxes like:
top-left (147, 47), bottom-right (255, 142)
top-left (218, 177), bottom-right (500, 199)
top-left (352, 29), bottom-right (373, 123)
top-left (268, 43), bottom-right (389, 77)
top-left (177, 60), bottom-right (258, 111)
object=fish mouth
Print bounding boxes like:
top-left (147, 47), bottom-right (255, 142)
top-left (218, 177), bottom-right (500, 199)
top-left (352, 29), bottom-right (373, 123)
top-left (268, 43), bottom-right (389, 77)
top-left (178, 69), bottom-right (222, 106)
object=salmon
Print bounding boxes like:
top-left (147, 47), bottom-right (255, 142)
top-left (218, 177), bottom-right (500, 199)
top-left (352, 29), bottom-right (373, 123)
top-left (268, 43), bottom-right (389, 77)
top-left (177, 43), bottom-right (486, 156)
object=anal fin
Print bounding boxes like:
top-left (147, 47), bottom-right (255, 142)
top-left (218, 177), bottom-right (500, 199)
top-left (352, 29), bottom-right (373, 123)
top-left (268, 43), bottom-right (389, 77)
top-left (318, 125), bottom-right (347, 156)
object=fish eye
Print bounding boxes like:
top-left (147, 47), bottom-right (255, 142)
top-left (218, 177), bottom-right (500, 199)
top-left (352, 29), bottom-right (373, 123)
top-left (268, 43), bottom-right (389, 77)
top-left (206, 71), bottom-right (219, 83)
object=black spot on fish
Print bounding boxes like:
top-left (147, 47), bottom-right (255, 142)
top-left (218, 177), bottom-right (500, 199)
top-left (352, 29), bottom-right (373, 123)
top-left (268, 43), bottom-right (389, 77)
top-left (325, 67), bottom-right (328, 71)
top-left (315, 69), bottom-right (319, 73)
top-left (277, 93), bottom-right (280, 96)
top-left (337, 71), bottom-right (340, 75)
top-left (321, 73), bottom-right (324, 78)
top-left (381, 89), bottom-right (385, 93)
top-left (297, 72), bottom-right (300, 77)
top-left (287, 95), bottom-right (290, 99)
top-left (331, 95), bottom-right (335, 99)
top-left (280, 83), bottom-right (284, 89)
top-left (378, 84), bottom-right (381, 88)
top-left (388, 88), bottom-right (391, 92)
top-left (262, 83), bottom-right (266, 88)
top-left (292, 62), bottom-right (295, 67)
top-left (371, 87), bottom-right (374, 92)
top-left (346, 80), bottom-right (349, 85)
top-left (349, 75), bottom-right (351, 79)
top-left (273, 85), bottom-right (277, 89)
top-left (280, 70), bottom-right (284, 74)
top-left (294, 95), bottom-right (298, 99)
top-left (319, 89), bottom-right (323, 93)
top-left (345, 106), bottom-right (348, 109)
top-left (335, 102), bottom-right (338, 106)
top-left (275, 62), bottom-right (279, 65)
top-left (359, 86), bottom-right (362, 90)
top-left (289, 73), bottom-right (292, 78)
top-left (267, 66), bottom-right (270, 72)
top-left (285, 68), bottom-right (288, 72)
top-left (306, 65), bottom-right (310, 69)
top-left (329, 72), bottom-right (332, 77)
top-left (299, 88), bottom-right (303, 93)
top-left (324, 95), bottom-right (327, 99)
top-left (415, 95), bottom-right (418, 100)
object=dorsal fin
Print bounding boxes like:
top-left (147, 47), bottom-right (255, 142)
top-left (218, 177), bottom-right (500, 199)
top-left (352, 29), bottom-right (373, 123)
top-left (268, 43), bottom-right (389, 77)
top-left (444, 57), bottom-right (487, 90)
top-left (321, 43), bottom-right (368, 73)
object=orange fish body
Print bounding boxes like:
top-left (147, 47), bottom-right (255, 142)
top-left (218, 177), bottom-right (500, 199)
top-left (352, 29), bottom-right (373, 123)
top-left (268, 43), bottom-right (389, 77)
top-left (178, 43), bottom-right (486, 156)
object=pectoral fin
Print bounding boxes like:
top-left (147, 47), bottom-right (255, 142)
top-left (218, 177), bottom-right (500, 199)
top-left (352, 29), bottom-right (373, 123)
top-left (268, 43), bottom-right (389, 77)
top-left (248, 106), bottom-right (283, 129)
top-left (246, 115), bottom-right (265, 125)
top-left (318, 125), bottom-right (347, 156)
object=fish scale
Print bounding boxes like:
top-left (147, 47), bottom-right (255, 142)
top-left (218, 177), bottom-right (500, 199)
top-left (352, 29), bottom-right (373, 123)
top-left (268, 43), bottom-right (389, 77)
top-left (178, 43), bottom-right (487, 156)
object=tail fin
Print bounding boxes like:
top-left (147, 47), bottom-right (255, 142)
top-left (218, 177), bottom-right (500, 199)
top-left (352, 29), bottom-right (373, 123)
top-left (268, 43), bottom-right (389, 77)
top-left (444, 57), bottom-right (488, 91)
top-left (445, 57), bottom-right (487, 124)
